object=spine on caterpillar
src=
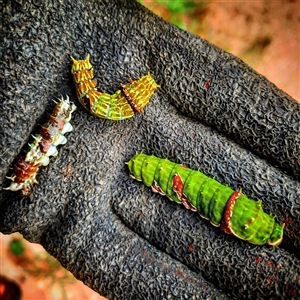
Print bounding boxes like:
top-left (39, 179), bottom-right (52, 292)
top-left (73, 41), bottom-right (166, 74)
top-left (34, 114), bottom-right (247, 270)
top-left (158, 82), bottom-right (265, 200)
top-left (4, 96), bottom-right (76, 196)
top-left (70, 54), bottom-right (159, 120)
top-left (127, 152), bottom-right (284, 246)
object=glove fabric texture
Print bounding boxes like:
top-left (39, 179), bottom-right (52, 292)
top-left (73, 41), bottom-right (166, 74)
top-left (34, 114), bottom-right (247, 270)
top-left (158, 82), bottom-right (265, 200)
top-left (1, 0), bottom-right (300, 299)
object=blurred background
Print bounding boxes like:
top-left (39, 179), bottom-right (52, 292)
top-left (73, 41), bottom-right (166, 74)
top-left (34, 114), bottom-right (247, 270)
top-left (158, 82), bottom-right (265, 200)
top-left (139, 0), bottom-right (299, 101)
top-left (139, 0), bottom-right (300, 101)
top-left (1, 1), bottom-right (299, 300)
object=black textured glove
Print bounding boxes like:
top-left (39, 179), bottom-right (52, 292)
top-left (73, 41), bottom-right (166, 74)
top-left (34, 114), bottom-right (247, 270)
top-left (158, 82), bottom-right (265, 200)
top-left (1, 0), bottom-right (300, 299)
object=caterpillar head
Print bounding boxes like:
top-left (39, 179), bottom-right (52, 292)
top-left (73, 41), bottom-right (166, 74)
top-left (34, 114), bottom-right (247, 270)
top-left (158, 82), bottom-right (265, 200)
top-left (71, 54), bottom-right (92, 74)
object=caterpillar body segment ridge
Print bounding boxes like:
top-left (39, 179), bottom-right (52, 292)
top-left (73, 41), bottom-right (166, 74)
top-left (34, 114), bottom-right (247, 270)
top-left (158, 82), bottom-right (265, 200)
top-left (71, 55), bottom-right (159, 120)
top-left (4, 96), bottom-right (76, 196)
top-left (127, 153), bottom-right (284, 246)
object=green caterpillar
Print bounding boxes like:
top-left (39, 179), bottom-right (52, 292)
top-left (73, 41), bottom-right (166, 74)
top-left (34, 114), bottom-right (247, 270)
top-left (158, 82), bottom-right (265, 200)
top-left (127, 153), bottom-right (284, 246)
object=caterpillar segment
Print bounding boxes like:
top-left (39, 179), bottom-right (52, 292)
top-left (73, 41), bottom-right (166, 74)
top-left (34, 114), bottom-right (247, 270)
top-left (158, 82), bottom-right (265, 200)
top-left (71, 54), bottom-right (159, 120)
top-left (127, 153), bottom-right (284, 246)
top-left (4, 97), bottom-right (76, 196)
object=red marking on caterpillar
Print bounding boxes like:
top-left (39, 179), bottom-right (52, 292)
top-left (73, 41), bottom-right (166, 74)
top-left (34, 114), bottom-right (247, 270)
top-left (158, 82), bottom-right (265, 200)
top-left (4, 96), bottom-right (76, 196)
top-left (120, 84), bottom-right (139, 113)
top-left (81, 95), bottom-right (91, 111)
top-left (220, 191), bottom-right (241, 235)
top-left (172, 174), bottom-right (197, 211)
top-left (39, 139), bottom-right (51, 154)
top-left (172, 174), bottom-right (184, 195)
top-left (8, 156), bottom-right (40, 196)
top-left (39, 125), bottom-right (56, 141)
top-left (128, 153), bottom-right (284, 246)
top-left (13, 156), bottom-right (39, 182)
top-left (48, 115), bottom-right (65, 131)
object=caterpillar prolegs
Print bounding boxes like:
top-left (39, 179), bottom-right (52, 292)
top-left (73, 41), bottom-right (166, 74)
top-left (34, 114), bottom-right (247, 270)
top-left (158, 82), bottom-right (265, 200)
top-left (71, 55), bottom-right (159, 120)
top-left (4, 97), bottom-right (76, 196)
top-left (127, 153), bottom-right (284, 246)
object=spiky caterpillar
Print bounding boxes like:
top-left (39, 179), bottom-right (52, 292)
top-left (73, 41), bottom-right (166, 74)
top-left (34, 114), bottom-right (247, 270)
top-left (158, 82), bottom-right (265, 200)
top-left (127, 153), bottom-right (284, 246)
top-left (71, 55), bottom-right (159, 120)
top-left (4, 96), bottom-right (76, 196)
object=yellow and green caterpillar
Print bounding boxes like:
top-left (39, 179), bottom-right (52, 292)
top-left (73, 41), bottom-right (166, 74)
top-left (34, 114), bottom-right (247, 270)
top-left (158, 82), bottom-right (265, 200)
top-left (71, 55), bottom-right (159, 120)
top-left (127, 153), bottom-right (284, 246)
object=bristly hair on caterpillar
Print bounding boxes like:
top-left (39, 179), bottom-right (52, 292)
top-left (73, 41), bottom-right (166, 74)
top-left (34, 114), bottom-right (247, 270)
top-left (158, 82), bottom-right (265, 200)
top-left (127, 152), bottom-right (284, 246)
top-left (4, 96), bottom-right (76, 196)
top-left (70, 54), bottom-right (160, 120)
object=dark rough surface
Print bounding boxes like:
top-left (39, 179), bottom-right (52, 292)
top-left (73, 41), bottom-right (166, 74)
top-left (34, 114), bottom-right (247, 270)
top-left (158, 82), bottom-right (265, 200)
top-left (1, 0), bottom-right (300, 299)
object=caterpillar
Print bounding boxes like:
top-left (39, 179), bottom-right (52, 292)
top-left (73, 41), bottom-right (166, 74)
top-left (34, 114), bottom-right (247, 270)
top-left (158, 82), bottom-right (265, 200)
top-left (127, 153), bottom-right (284, 246)
top-left (71, 55), bottom-right (159, 120)
top-left (4, 96), bottom-right (76, 196)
